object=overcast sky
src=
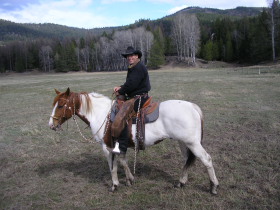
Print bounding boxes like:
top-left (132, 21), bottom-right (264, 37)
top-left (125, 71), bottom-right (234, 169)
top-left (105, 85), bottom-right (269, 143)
top-left (0, 0), bottom-right (268, 29)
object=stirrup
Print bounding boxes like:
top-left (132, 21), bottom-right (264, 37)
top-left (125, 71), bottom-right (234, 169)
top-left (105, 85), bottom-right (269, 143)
top-left (112, 142), bottom-right (120, 154)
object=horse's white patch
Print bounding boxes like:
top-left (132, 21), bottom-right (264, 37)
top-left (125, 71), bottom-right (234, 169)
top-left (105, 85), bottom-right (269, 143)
top-left (49, 92), bottom-right (219, 194)
top-left (49, 102), bottom-right (58, 127)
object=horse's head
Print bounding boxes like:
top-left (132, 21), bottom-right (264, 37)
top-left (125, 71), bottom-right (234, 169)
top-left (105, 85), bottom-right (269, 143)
top-left (49, 88), bottom-right (77, 131)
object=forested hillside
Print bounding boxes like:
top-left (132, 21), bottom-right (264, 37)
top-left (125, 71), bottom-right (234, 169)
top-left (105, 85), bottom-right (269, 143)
top-left (0, 4), bottom-right (279, 73)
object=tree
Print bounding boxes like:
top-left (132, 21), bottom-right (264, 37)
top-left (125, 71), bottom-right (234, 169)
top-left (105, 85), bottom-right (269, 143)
top-left (225, 32), bottom-right (234, 62)
top-left (79, 47), bottom-right (90, 71)
top-left (172, 14), bottom-right (200, 64)
top-left (39, 45), bottom-right (53, 72)
top-left (188, 15), bottom-right (201, 64)
top-left (64, 39), bottom-right (79, 71)
top-left (148, 27), bottom-right (165, 68)
top-left (249, 12), bottom-right (271, 63)
top-left (203, 40), bottom-right (213, 61)
top-left (54, 42), bottom-right (67, 72)
top-left (172, 13), bottom-right (185, 61)
top-left (267, 0), bottom-right (280, 61)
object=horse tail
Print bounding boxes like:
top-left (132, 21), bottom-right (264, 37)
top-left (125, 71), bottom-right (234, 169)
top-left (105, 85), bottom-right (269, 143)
top-left (200, 116), bottom-right (204, 144)
top-left (192, 103), bottom-right (204, 144)
top-left (178, 141), bottom-right (196, 167)
top-left (186, 148), bottom-right (196, 167)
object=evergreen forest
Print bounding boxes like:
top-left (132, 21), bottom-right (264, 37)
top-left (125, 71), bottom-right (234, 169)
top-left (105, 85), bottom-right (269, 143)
top-left (0, 3), bottom-right (279, 73)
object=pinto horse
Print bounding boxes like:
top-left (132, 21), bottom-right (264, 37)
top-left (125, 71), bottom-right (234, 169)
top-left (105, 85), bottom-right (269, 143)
top-left (49, 88), bottom-right (219, 194)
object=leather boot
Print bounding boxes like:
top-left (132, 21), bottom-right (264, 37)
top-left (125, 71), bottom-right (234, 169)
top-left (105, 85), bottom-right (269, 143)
top-left (118, 125), bottom-right (129, 154)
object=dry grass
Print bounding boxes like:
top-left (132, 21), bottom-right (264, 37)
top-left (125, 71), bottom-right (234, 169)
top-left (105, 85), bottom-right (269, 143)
top-left (0, 66), bottom-right (279, 209)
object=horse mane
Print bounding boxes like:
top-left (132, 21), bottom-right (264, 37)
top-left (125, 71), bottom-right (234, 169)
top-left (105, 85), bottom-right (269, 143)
top-left (79, 91), bottom-right (110, 114)
top-left (79, 92), bottom-right (92, 114)
top-left (52, 90), bottom-right (109, 114)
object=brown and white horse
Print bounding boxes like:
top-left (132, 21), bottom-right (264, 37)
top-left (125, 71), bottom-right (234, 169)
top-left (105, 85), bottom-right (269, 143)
top-left (49, 88), bottom-right (219, 194)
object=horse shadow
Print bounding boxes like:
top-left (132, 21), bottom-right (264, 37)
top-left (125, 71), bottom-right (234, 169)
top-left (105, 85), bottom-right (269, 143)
top-left (36, 153), bottom-right (177, 187)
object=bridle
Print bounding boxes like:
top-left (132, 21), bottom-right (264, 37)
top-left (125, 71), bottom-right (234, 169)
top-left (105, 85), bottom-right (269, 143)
top-left (51, 97), bottom-right (72, 125)
top-left (51, 93), bottom-right (114, 144)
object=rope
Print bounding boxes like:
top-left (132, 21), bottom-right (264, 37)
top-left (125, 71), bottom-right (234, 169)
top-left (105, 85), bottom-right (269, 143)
top-left (72, 94), bottom-right (115, 144)
top-left (72, 115), bottom-right (97, 143)
top-left (133, 96), bottom-right (142, 174)
top-left (72, 97), bottom-right (97, 143)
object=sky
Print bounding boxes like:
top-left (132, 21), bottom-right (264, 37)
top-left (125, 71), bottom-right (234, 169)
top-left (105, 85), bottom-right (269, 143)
top-left (0, 0), bottom-right (268, 29)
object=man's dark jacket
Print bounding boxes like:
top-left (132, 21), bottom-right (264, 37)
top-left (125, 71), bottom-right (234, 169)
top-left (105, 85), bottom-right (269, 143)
top-left (118, 61), bottom-right (151, 98)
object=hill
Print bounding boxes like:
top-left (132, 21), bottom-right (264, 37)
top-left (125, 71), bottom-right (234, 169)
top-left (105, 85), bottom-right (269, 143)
top-left (179, 6), bottom-right (263, 16)
top-left (0, 6), bottom-right (264, 42)
top-left (0, 19), bottom-right (122, 41)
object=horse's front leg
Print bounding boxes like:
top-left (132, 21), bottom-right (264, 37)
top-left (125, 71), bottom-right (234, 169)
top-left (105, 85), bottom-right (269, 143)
top-left (119, 153), bottom-right (134, 186)
top-left (110, 153), bottom-right (119, 191)
top-left (102, 145), bottom-right (119, 191)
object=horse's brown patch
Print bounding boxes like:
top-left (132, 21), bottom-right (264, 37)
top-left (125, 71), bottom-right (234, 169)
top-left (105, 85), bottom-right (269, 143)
top-left (51, 88), bottom-right (92, 126)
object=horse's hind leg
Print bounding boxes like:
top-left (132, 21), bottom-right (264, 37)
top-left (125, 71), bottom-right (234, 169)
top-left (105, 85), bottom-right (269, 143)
top-left (119, 153), bottom-right (134, 186)
top-left (176, 141), bottom-right (196, 188)
top-left (188, 143), bottom-right (219, 194)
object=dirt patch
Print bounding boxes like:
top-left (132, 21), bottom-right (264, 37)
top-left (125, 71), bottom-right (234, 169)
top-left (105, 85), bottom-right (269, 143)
top-left (163, 56), bottom-right (240, 69)
top-left (163, 56), bottom-right (280, 70)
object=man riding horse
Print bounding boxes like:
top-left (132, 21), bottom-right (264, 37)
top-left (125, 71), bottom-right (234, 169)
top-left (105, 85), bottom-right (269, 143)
top-left (112, 46), bottom-right (151, 154)
top-left (49, 57), bottom-right (219, 193)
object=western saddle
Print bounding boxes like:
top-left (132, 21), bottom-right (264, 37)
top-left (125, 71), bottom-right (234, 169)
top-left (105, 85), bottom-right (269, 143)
top-left (104, 95), bottom-right (159, 151)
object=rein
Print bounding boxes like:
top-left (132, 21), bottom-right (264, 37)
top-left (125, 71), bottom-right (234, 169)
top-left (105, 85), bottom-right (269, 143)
top-left (133, 95), bottom-right (142, 174)
top-left (52, 91), bottom-right (142, 175)
top-left (71, 93), bottom-right (115, 144)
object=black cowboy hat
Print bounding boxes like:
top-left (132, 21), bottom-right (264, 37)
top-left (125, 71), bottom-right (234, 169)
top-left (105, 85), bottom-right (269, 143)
top-left (121, 46), bottom-right (142, 58)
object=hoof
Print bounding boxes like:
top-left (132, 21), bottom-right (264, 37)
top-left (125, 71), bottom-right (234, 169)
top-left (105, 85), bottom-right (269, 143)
top-left (174, 182), bottom-right (185, 188)
top-left (109, 184), bottom-right (118, 192)
top-left (126, 178), bottom-right (134, 186)
top-left (210, 181), bottom-right (219, 195)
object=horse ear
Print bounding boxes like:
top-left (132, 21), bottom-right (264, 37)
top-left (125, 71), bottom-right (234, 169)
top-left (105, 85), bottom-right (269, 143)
top-left (55, 89), bottom-right (60, 95)
top-left (65, 87), bottom-right (70, 96)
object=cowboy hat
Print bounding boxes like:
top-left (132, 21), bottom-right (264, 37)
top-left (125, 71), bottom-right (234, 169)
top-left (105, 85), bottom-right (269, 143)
top-left (121, 46), bottom-right (142, 58)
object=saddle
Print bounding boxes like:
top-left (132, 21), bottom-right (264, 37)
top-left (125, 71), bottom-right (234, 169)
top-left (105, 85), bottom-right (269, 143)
top-left (103, 96), bottom-right (159, 150)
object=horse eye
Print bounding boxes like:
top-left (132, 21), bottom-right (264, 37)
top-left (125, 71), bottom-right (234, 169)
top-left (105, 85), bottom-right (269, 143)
top-left (57, 105), bottom-right (64, 109)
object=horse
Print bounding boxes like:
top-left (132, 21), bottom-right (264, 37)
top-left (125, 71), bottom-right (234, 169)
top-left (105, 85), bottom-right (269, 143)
top-left (48, 88), bottom-right (219, 194)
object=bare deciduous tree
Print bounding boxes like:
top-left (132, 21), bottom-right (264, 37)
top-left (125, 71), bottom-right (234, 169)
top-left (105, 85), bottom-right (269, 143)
top-left (39, 45), bottom-right (53, 72)
top-left (94, 27), bottom-right (154, 71)
top-left (79, 47), bottom-right (90, 71)
top-left (188, 15), bottom-right (200, 64)
top-left (267, 0), bottom-right (280, 61)
top-left (172, 13), bottom-right (200, 64)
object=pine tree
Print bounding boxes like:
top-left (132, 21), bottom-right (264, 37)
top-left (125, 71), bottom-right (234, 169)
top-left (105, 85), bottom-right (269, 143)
top-left (65, 40), bottom-right (79, 71)
top-left (225, 32), bottom-right (234, 62)
top-left (249, 12), bottom-right (271, 63)
top-left (148, 27), bottom-right (165, 69)
top-left (203, 41), bottom-right (213, 61)
top-left (54, 42), bottom-right (67, 72)
top-left (15, 55), bottom-right (25, 72)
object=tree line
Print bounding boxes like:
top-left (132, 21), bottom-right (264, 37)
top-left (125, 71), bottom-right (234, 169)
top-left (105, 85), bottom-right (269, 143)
top-left (0, 13), bottom-right (200, 73)
top-left (0, 26), bottom-right (157, 73)
top-left (200, 1), bottom-right (280, 63)
top-left (0, 2), bottom-right (279, 73)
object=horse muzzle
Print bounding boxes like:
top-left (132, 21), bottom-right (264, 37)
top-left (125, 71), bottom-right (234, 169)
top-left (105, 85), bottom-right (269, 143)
top-left (49, 123), bottom-right (63, 131)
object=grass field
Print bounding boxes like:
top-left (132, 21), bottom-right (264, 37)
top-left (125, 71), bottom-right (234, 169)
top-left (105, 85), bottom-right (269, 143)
top-left (0, 66), bottom-right (279, 209)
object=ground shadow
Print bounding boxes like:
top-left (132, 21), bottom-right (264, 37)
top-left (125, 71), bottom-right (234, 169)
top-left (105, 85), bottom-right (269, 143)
top-left (36, 153), bottom-right (177, 186)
